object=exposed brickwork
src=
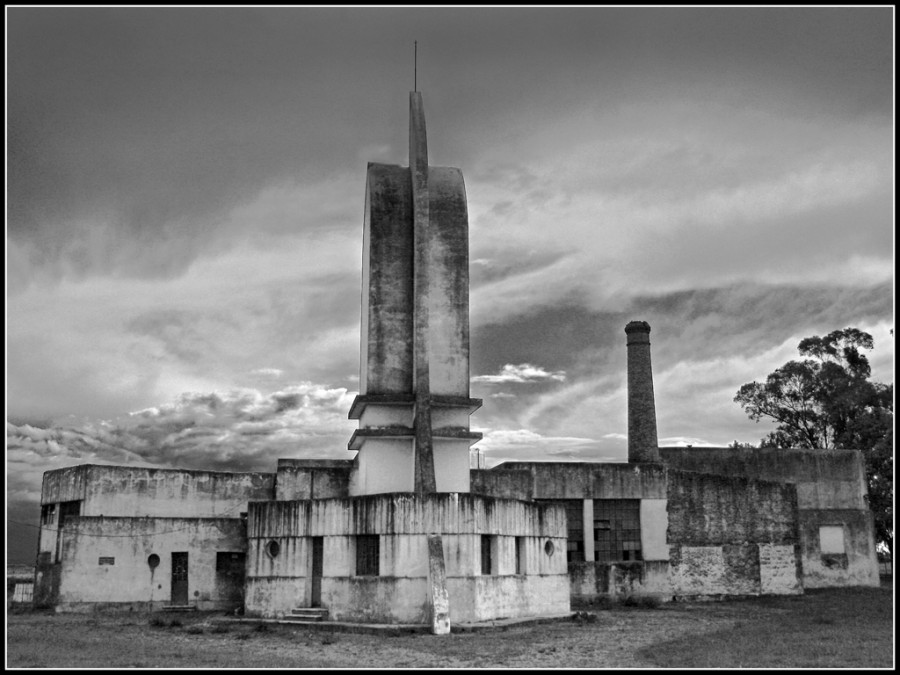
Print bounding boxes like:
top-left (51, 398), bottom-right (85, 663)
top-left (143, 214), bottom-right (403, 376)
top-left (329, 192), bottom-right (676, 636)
top-left (625, 321), bottom-right (660, 463)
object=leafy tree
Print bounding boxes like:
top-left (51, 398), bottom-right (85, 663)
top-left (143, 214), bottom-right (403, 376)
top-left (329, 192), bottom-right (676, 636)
top-left (734, 328), bottom-right (893, 556)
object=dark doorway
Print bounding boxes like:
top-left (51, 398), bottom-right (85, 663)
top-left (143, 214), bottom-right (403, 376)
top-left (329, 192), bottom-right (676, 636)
top-left (215, 552), bottom-right (246, 609)
top-left (171, 552), bottom-right (189, 605)
top-left (310, 537), bottom-right (324, 607)
top-left (56, 500), bottom-right (82, 562)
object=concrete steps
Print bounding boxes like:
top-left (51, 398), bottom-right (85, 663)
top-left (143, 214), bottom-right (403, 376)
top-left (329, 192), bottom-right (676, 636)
top-left (284, 607), bottom-right (329, 622)
top-left (161, 604), bottom-right (198, 612)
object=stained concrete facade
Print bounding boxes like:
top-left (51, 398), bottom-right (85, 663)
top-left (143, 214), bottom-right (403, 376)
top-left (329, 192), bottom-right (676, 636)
top-left (30, 93), bottom-right (881, 625)
top-left (660, 447), bottom-right (880, 588)
top-left (34, 465), bottom-right (274, 609)
top-left (350, 92), bottom-right (481, 497)
top-left (244, 493), bottom-right (569, 623)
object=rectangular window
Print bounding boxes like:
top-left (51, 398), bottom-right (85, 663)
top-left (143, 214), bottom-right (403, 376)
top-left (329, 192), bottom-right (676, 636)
top-left (41, 503), bottom-right (56, 525)
top-left (56, 500), bottom-right (82, 563)
top-left (819, 525), bottom-right (845, 554)
top-left (355, 535), bottom-right (379, 576)
top-left (98, 556), bottom-right (115, 565)
top-left (58, 500), bottom-right (82, 529)
top-left (515, 537), bottom-right (527, 575)
top-left (593, 499), bottom-right (642, 563)
top-left (216, 552), bottom-right (245, 575)
top-left (481, 535), bottom-right (494, 575)
top-left (565, 500), bottom-right (585, 563)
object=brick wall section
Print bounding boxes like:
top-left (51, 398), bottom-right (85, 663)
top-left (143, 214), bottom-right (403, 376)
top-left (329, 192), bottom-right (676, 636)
top-left (625, 321), bottom-right (660, 463)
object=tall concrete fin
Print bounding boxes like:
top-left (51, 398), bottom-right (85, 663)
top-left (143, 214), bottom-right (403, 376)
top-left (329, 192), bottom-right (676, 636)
top-left (410, 92), bottom-right (437, 494)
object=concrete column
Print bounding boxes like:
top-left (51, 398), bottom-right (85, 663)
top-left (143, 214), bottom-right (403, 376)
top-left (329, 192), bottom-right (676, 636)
top-left (625, 321), bottom-right (660, 463)
top-left (582, 499), bottom-right (594, 562)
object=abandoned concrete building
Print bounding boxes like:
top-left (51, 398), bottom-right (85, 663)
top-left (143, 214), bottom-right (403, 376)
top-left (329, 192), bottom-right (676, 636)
top-left (33, 93), bottom-right (880, 630)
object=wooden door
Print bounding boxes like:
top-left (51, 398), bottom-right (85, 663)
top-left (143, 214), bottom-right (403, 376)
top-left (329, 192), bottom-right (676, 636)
top-left (310, 537), bottom-right (323, 607)
top-left (171, 552), bottom-right (189, 605)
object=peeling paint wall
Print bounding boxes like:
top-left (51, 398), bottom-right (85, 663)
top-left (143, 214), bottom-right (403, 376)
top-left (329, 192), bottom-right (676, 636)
top-left (666, 469), bottom-right (802, 597)
top-left (470, 469), bottom-right (533, 500)
top-left (42, 465), bottom-right (274, 517)
top-left (275, 459), bottom-right (352, 500)
top-left (494, 462), bottom-right (667, 500)
top-left (245, 493), bottom-right (570, 623)
top-left (36, 464), bottom-right (274, 609)
top-left (55, 517), bottom-right (246, 611)
top-left (661, 448), bottom-right (879, 588)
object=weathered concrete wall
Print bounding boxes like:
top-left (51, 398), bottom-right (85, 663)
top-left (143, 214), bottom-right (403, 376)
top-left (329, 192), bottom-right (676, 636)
top-left (666, 469), bottom-right (802, 597)
top-left (470, 469), bottom-right (533, 500)
top-left (667, 470), bottom-right (797, 545)
top-left (275, 459), bottom-right (352, 501)
top-left (798, 510), bottom-right (880, 588)
top-left (245, 494), bottom-right (570, 623)
top-left (360, 163), bottom-right (414, 395)
top-left (55, 517), bottom-right (246, 611)
top-left (659, 447), bottom-right (867, 509)
top-left (36, 463), bottom-right (273, 606)
top-left (351, 439), bottom-right (415, 494)
top-left (569, 561), bottom-right (670, 602)
top-left (424, 166), bottom-right (470, 397)
top-left (495, 462), bottom-right (667, 500)
top-left (661, 448), bottom-right (879, 587)
top-left (42, 465), bottom-right (275, 517)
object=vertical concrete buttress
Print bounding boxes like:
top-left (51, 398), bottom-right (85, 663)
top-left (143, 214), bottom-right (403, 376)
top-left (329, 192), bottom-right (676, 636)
top-left (625, 321), bottom-right (661, 463)
top-left (409, 92), bottom-right (437, 494)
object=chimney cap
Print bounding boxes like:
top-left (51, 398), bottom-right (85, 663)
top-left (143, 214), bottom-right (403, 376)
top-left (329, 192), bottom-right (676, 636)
top-left (625, 320), bottom-right (651, 334)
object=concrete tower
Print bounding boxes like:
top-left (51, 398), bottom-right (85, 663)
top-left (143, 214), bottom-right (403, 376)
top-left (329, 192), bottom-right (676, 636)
top-left (348, 92), bottom-right (482, 495)
top-left (625, 320), bottom-right (661, 463)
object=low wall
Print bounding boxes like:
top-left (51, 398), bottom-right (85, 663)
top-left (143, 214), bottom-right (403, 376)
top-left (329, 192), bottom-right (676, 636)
top-left (494, 462), bottom-right (667, 500)
top-left (569, 561), bottom-right (670, 602)
top-left (275, 459), bottom-right (352, 500)
top-left (245, 493), bottom-right (570, 623)
top-left (666, 470), bottom-right (802, 597)
top-left (55, 517), bottom-right (247, 611)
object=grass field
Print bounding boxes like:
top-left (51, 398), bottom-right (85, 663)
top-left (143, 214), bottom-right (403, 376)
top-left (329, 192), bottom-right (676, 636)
top-left (6, 583), bottom-right (893, 669)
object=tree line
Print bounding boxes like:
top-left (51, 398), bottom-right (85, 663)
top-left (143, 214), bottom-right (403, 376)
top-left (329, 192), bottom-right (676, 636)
top-left (732, 328), bottom-right (893, 557)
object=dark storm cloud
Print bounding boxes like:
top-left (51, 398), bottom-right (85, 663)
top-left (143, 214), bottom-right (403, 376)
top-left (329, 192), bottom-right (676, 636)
top-left (8, 7), bottom-right (891, 284)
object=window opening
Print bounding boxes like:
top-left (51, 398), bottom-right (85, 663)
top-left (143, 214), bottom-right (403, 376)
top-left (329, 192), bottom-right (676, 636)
top-left (356, 535), bottom-right (380, 576)
top-left (515, 537), bottom-right (527, 575)
top-left (481, 535), bottom-right (494, 575)
top-left (819, 525), bottom-right (846, 554)
top-left (593, 499), bottom-right (642, 563)
top-left (565, 500), bottom-right (585, 563)
top-left (41, 503), bottom-right (56, 525)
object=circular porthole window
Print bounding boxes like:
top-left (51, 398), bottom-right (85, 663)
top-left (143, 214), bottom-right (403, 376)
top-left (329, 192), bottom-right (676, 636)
top-left (147, 554), bottom-right (160, 569)
top-left (544, 540), bottom-right (555, 557)
top-left (266, 540), bottom-right (281, 558)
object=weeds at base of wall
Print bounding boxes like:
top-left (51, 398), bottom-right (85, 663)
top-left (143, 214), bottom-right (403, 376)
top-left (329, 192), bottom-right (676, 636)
top-left (571, 611), bottom-right (599, 624)
top-left (620, 595), bottom-right (662, 609)
top-left (148, 616), bottom-right (185, 628)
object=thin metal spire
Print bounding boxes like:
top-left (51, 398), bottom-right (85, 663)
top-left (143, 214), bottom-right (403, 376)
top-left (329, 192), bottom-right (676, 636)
top-left (414, 40), bottom-right (417, 91)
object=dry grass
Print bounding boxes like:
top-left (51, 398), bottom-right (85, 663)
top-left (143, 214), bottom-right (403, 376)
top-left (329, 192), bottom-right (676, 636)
top-left (6, 583), bottom-right (893, 669)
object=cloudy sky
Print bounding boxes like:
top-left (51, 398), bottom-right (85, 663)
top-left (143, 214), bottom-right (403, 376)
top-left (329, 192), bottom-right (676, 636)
top-left (6, 7), bottom-right (894, 562)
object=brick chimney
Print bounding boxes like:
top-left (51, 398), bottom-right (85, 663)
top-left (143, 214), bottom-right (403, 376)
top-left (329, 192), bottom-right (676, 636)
top-left (625, 320), bottom-right (660, 463)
